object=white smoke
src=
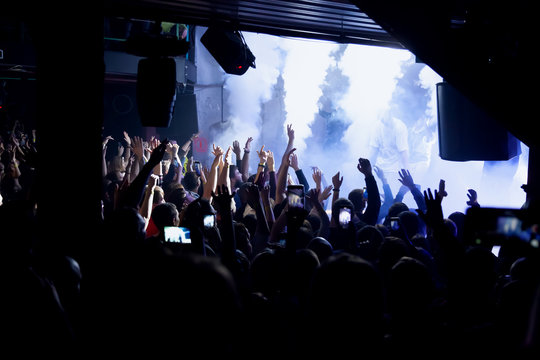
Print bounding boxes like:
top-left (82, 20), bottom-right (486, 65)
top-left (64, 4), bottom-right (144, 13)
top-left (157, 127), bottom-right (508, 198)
top-left (214, 32), bottom-right (284, 155)
top-left (280, 38), bottom-right (338, 154)
top-left (338, 45), bottom-right (412, 197)
top-left (206, 31), bottom-right (528, 216)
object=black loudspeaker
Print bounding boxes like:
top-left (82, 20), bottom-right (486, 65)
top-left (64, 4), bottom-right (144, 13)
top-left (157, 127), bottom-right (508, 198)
top-left (200, 26), bottom-right (256, 75)
top-left (436, 81), bottom-right (520, 161)
top-left (158, 93), bottom-right (199, 146)
top-left (137, 57), bottom-right (177, 127)
top-left (103, 82), bottom-right (145, 140)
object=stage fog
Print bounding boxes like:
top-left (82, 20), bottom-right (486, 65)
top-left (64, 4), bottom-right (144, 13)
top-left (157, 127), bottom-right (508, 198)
top-left (192, 28), bottom-right (529, 216)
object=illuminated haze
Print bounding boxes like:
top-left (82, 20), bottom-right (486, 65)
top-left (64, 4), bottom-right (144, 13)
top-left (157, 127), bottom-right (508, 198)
top-left (210, 32), bottom-right (528, 216)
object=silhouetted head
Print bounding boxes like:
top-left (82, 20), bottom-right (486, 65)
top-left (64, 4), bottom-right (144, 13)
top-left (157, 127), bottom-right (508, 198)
top-left (151, 202), bottom-right (180, 233)
top-left (348, 188), bottom-right (367, 213)
top-left (307, 236), bottom-right (334, 264)
top-left (384, 202), bottom-right (409, 226)
top-left (308, 252), bottom-right (384, 353)
top-left (449, 211), bottom-right (465, 242)
top-left (388, 256), bottom-right (435, 317)
top-left (180, 197), bottom-right (216, 230)
top-left (234, 221), bottom-right (252, 259)
top-left (356, 225), bottom-right (384, 263)
top-left (165, 186), bottom-right (187, 211)
top-left (398, 210), bottom-right (422, 239)
top-left (182, 171), bottom-right (200, 192)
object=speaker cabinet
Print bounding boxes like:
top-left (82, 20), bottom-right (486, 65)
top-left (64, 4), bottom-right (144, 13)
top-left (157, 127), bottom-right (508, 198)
top-left (436, 81), bottom-right (520, 161)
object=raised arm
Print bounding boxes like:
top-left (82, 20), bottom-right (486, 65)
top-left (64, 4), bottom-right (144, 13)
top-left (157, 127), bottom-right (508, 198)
top-left (266, 150), bottom-right (277, 199)
top-left (466, 188), bottom-right (480, 208)
top-left (232, 140), bottom-right (242, 170)
top-left (374, 165), bottom-right (394, 223)
top-left (102, 135), bottom-right (113, 179)
top-left (202, 144), bottom-right (224, 200)
top-left (290, 152), bottom-right (310, 192)
top-left (306, 188), bottom-right (331, 240)
top-left (117, 140), bottom-right (168, 210)
top-left (275, 147), bottom-right (296, 205)
top-left (122, 131), bottom-right (132, 170)
top-left (217, 146), bottom-right (233, 193)
top-left (212, 184), bottom-right (236, 270)
top-left (331, 171), bottom-right (343, 209)
top-left (357, 158), bottom-right (380, 226)
top-left (139, 174), bottom-right (159, 230)
top-left (240, 136), bottom-right (253, 182)
top-left (253, 145), bottom-right (268, 185)
top-left (397, 169), bottom-right (426, 212)
top-left (275, 124), bottom-right (295, 187)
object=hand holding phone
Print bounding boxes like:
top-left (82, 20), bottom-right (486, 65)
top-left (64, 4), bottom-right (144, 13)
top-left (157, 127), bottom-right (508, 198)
top-left (339, 207), bottom-right (351, 227)
top-left (287, 184), bottom-right (305, 209)
top-left (164, 226), bottom-right (191, 244)
top-left (194, 160), bottom-right (201, 176)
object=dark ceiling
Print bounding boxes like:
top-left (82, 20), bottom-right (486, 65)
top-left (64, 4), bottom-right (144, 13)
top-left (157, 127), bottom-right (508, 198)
top-left (102, 0), bottom-right (538, 147)
top-left (2, 1), bottom-right (536, 146)
top-left (104, 0), bottom-right (402, 49)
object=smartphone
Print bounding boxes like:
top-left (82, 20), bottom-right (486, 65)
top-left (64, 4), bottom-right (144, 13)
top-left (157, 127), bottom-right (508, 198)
top-left (362, 187), bottom-right (368, 200)
top-left (203, 214), bottom-right (215, 228)
top-left (163, 226), bottom-right (191, 244)
top-left (390, 217), bottom-right (401, 231)
top-left (287, 184), bottom-right (305, 209)
top-left (339, 207), bottom-right (352, 227)
top-left (464, 207), bottom-right (540, 248)
top-left (194, 160), bottom-right (202, 176)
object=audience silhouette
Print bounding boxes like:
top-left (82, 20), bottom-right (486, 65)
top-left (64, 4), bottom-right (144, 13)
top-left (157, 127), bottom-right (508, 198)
top-left (1, 122), bottom-right (539, 358)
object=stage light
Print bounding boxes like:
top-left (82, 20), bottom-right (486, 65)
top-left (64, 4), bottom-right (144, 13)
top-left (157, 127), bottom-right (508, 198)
top-left (200, 26), bottom-right (256, 75)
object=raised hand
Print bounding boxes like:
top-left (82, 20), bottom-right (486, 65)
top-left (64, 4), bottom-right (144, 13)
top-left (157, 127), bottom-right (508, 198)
top-left (102, 135), bottom-right (114, 150)
top-left (332, 171), bottom-right (343, 190)
top-left (256, 145), bottom-right (268, 164)
top-left (290, 152), bottom-right (300, 171)
top-left (319, 184), bottom-right (333, 203)
top-left (244, 137), bottom-right (253, 153)
top-left (212, 144), bottom-right (224, 158)
top-left (287, 124), bottom-right (295, 142)
top-left (312, 167), bottom-right (323, 189)
top-left (245, 182), bottom-right (261, 209)
top-left (357, 158), bottom-right (373, 177)
top-left (123, 131), bottom-right (132, 148)
top-left (212, 183), bottom-right (235, 204)
top-left (148, 139), bottom-right (169, 167)
top-left (437, 179), bottom-right (448, 200)
top-left (398, 169), bottom-right (415, 189)
top-left (266, 150), bottom-right (275, 172)
top-left (212, 183), bottom-right (235, 217)
top-left (131, 136), bottom-right (145, 160)
top-left (417, 188), bottom-right (444, 228)
top-left (373, 165), bottom-right (387, 184)
top-left (232, 140), bottom-right (242, 158)
top-left (466, 188), bottom-right (479, 207)
top-left (223, 145), bottom-right (233, 165)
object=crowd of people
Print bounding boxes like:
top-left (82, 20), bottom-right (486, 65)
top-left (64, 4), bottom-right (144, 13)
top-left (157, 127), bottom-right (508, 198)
top-left (2, 120), bottom-right (540, 358)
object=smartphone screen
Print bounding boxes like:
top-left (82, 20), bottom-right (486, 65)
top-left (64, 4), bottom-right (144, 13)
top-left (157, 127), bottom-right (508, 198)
top-left (203, 214), bottom-right (215, 228)
top-left (194, 161), bottom-right (201, 176)
top-left (390, 217), bottom-right (401, 231)
top-left (339, 208), bottom-right (351, 227)
top-left (164, 226), bottom-right (191, 244)
top-left (465, 207), bottom-right (540, 247)
top-left (287, 185), bottom-right (305, 209)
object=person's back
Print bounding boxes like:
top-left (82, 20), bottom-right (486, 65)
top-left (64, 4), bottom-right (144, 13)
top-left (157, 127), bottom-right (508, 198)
top-left (304, 252), bottom-right (385, 357)
top-left (385, 256), bottom-right (444, 355)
